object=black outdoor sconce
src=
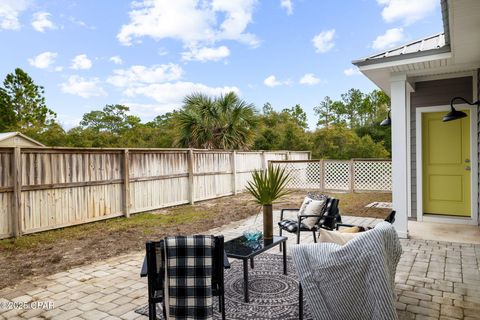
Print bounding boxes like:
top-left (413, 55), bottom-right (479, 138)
top-left (380, 110), bottom-right (391, 126)
top-left (443, 97), bottom-right (480, 122)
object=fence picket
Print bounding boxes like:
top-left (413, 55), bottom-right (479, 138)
top-left (0, 148), bottom-right (309, 238)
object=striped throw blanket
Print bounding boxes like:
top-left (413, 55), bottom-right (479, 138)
top-left (164, 235), bottom-right (214, 320)
top-left (292, 222), bottom-right (402, 320)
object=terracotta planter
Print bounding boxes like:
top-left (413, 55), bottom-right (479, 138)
top-left (263, 204), bottom-right (273, 240)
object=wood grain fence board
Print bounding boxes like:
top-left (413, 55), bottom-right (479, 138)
top-left (0, 148), bottom-right (309, 238)
top-left (0, 193), bottom-right (12, 237)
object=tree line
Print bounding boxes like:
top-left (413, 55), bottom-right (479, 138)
top-left (0, 68), bottom-right (391, 159)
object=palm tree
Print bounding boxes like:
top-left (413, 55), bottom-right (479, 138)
top-left (174, 92), bottom-right (257, 149)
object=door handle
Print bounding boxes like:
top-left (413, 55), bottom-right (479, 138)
top-left (465, 166), bottom-right (471, 171)
top-left (465, 159), bottom-right (470, 163)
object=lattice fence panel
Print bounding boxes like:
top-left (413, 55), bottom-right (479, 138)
top-left (275, 162), bottom-right (321, 189)
top-left (353, 161), bottom-right (391, 191)
top-left (324, 161), bottom-right (350, 191)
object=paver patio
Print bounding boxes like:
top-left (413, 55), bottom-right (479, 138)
top-left (0, 211), bottom-right (479, 320)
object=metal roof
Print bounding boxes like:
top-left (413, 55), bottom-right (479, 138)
top-left (352, 33), bottom-right (450, 67)
top-left (352, 0), bottom-right (451, 68)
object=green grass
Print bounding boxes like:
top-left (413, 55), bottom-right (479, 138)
top-left (0, 206), bottom-right (213, 251)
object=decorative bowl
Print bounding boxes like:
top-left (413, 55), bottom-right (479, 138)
top-left (243, 229), bottom-right (262, 241)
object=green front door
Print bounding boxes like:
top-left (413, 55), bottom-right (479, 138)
top-left (422, 110), bottom-right (471, 216)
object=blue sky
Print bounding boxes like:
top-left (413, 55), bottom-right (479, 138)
top-left (0, 0), bottom-right (442, 130)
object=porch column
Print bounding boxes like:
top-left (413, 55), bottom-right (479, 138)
top-left (390, 73), bottom-right (409, 238)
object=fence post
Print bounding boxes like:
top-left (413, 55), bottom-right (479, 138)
top-left (231, 150), bottom-right (237, 195)
top-left (188, 149), bottom-right (195, 204)
top-left (123, 149), bottom-right (130, 218)
top-left (349, 159), bottom-right (355, 193)
top-left (261, 151), bottom-right (267, 170)
top-left (285, 151), bottom-right (290, 160)
top-left (12, 147), bottom-right (22, 237)
top-left (319, 159), bottom-right (325, 192)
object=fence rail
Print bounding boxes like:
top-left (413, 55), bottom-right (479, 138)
top-left (0, 147), bottom-right (310, 239)
top-left (270, 159), bottom-right (392, 193)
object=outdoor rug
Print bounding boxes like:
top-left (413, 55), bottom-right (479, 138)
top-left (135, 253), bottom-right (312, 319)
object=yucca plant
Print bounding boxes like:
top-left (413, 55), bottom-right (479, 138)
top-left (246, 164), bottom-right (291, 240)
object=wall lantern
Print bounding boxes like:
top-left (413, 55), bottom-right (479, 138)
top-left (443, 97), bottom-right (480, 122)
top-left (380, 110), bottom-right (391, 126)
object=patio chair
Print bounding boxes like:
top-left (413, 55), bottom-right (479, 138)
top-left (278, 193), bottom-right (341, 245)
top-left (335, 210), bottom-right (396, 231)
top-left (146, 235), bottom-right (226, 320)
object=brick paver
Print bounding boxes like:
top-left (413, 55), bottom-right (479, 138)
top-left (0, 211), bottom-right (479, 319)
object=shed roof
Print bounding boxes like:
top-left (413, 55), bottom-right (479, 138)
top-left (0, 132), bottom-right (45, 147)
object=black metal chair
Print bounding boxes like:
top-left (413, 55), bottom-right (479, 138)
top-left (335, 210), bottom-right (396, 231)
top-left (146, 236), bottom-right (226, 320)
top-left (278, 194), bottom-right (341, 245)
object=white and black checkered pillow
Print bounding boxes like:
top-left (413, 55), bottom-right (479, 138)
top-left (164, 235), bottom-right (214, 320)
top-left (278, 220), bottom-right (313, 232)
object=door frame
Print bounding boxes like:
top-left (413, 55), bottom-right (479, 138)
top-left (415, 104), bottom-right (478, 225)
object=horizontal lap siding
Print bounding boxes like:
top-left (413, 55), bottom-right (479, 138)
top-left (410, 76), bottom-right (473, 218)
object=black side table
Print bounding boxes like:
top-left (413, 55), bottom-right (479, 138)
top-left (224, 235), bottom-right (288, 302)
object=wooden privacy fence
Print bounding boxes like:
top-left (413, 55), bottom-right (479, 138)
top-left (0, 147), bottom-right (309, 239)
top-left (270, 159), bottom-right (391, 193)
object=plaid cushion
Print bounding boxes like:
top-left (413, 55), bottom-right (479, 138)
top-left (164, 235), bottom-right (214, 320)
top-left (278, 219), bottom-right (313, 232)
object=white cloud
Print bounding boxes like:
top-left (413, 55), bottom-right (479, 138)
top-left (372, 28), bottom-right (405, 50)
top-left (280, 0), bottom-right (293, 15)
top-left (64, 15), bottom-right (95, 29)
top-left (158, 47), bottom-right (168, 56)
top-left (109, 56), bottom-right (123, 65)
top-left (124, 82), bottom-right (239, 107)
top-left (70, 54), bottom-right (92, 70)
top-left (28, 51), bottom-right (58, 69)
top-left (344, 67), bottom-right (361, 76)
top-left (312, 29), bottom-right (335, 53)
top-left (0, 0), bottom-right (30, 30)
top-left (377, 0), bottom-right (438, 25)
top-left (299, 73), bottom-right (320, 85)
top-left (107, 64), bottom-right (183, 87)
top-left (117, 0), bottom-right (259, 50)
top-left (31, 11), bottom-right (56, 32)
top-left (263, 75), bottom-right (291, 88)
top-left (60, 75), bottom-right (107, 98)
top-left (121, 102), bottom-right (181, 118)
top-left (105, 61), bottom-right (238, 116)
top-left (182, 45), bottom-right (230, 62)
top-left (56, 114), bottom-right (82, 129)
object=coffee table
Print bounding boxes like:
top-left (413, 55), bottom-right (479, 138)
top-left (224, 235), bottom-right (288, 302)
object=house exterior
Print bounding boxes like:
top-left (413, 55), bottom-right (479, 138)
top-left (353, 0), bottom-right (480, 237)
top-left (0, 132), bottom-right (44, 147)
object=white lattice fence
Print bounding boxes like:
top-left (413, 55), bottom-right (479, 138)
top-left (353, 161), bottom-right (391, 191)
top-left (270, 159), bottom-right (391, 192)
top-left (324, 160), bottom-right (350, 191)
top-left (275, 161), bottom-right (321, 189)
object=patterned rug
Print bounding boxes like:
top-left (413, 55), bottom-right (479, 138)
top-left (135, 254), bottom-right (312, 319)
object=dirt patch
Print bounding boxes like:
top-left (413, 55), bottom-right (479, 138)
top-left (0, 191), bottom-right (391, 290)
